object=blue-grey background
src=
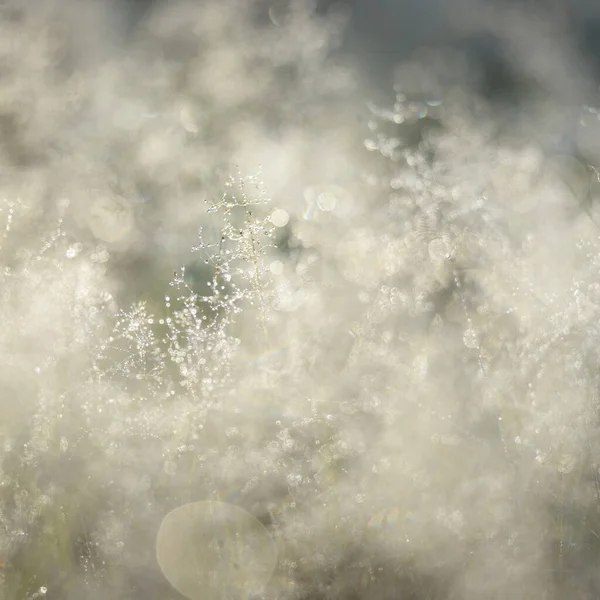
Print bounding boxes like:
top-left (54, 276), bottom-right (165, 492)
top-left (119, 0), bottom-right (600, 95)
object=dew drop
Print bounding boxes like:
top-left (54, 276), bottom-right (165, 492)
top-left (463, 329), bottom-right (478, 349)
top-left (65, 243), bottom-right (82, 259)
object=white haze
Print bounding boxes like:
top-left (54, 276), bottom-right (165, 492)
top-left (1, 1), bottom-right (600, 599)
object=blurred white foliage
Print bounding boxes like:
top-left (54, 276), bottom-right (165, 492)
top-left (2, 1), bottom-right (600, 600)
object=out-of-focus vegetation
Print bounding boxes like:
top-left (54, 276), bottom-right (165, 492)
top-left (3, 1), bottom-right (600, 599)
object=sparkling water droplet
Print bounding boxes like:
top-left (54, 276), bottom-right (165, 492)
top-left (66, 243), bottom-right (82, 259)
top-left (463, 329), bottom-right (478, 349)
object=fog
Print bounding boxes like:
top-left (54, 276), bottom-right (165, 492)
top-left (1, 1), bottom-right (600, 599)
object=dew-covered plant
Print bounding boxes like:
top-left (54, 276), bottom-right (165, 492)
top-left (4, 1), bottom-right (600, 599)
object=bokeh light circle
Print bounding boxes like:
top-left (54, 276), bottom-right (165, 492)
top-left (156, 501), bottom-right (278, 600)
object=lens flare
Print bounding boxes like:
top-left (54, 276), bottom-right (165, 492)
top-left (156, 501), bottom-right (278, 600)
